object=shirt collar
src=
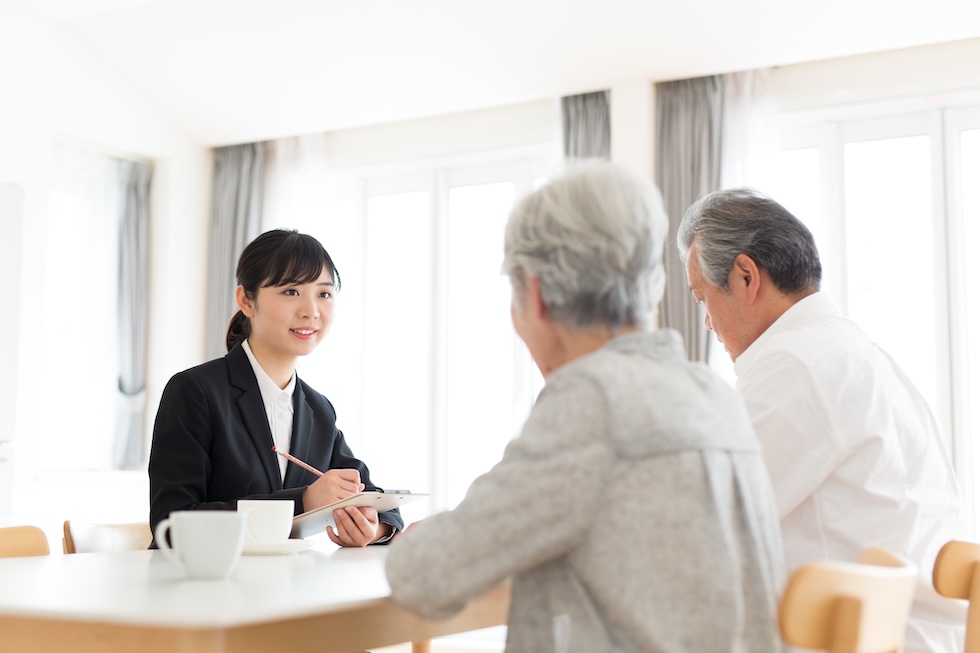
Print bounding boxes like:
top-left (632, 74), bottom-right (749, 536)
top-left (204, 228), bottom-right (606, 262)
top-left (241, 340), bottom-right (296, 408)
top-left (734, 291), bottom-right (841, 375)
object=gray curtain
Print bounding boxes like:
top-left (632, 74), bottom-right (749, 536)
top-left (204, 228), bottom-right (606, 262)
top-left (561, 91), bottom-right (611, 160)
top-left (655, 75), bottom-right (724, 362)
top-left (113, 160), bottom-right (152, 468)
top-left (205, 143), bottom-right (265, 360)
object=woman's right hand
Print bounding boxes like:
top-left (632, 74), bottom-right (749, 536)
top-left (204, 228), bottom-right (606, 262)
top-left (302, 468), bottom-right (364, 510)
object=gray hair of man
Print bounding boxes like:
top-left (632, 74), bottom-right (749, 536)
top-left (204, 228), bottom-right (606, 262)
top-left (676, 187), bottom-right (822, 295)
top-left (502, 160), bottom-right (669, 330)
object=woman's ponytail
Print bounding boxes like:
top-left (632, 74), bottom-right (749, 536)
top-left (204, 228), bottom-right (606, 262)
top-left (225, 310), bottom-right (251, 352)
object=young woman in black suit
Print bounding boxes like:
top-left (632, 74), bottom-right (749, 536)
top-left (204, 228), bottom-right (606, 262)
top-left (149, 229), bottom-right (402, 546)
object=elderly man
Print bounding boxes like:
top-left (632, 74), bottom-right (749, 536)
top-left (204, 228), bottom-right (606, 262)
top-left (386, 163), bottom-right (785, 653)
top-left (678, 187), bottom-right (966, 653)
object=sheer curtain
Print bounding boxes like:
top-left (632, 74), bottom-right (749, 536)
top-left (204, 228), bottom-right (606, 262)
top-left (262, 135), bottom-right (368, 454)
top-left (654, 71), bottom-right (774, 371)
top-left (655, 75), bottom-right (724, 363)
top-left (562, 90), bottom-right (611, 160)
top-left (712, 69), bottom-right (775, 383)
top-left (263, 134), bottom-right (334, 228)
top-left (39, 142), bottom-right (125, 469)
top-left (720, 70), bottom-right (775, 190)
top-left (205, 143), bottom-right (265, 360)
top-left (113, 160), bottom-right (152, 468)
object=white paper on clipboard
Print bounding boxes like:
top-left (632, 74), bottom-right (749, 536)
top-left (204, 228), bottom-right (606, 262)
top-left (290, 491), bottom-right (427, 538)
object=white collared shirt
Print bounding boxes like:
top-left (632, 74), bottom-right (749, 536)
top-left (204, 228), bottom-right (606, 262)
top-left (735, 291), bottom-right (966, 653)
top-left (242, 340), bottom-right (295, 481)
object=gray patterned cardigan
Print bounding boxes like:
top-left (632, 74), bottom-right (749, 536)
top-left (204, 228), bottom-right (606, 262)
top-left (386, 329), bottom-right (786, 653)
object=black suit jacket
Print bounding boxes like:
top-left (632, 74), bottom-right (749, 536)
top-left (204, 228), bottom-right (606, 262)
top-left (148, 344), bottom-right (402, 541)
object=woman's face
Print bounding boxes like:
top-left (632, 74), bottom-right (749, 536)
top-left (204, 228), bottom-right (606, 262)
top-left (241, 265), bottom-right (336, 363)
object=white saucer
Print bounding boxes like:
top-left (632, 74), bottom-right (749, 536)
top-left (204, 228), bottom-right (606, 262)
top-left (243, 539), bottom-right (315, 556)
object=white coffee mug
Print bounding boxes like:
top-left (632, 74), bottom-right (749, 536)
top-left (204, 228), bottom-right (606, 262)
top-left (237, 499), bottom-right (295, 544)
top-left (155, 511), bottom-right (247, 579)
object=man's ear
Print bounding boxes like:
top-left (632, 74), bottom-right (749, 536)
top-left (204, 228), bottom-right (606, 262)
top-left (732, 254), bottom-right (763, 304)
top-left (235, 286), bottom-right (254, 317)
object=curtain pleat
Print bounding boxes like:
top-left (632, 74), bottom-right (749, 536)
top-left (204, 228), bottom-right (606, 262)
top-left (562, 91), bottom-right (611, 160)
top-left (205, 143), bottom-right (265, 360)
top-left (113, 160), bottom-right (152, 468)
top-left (655, 75), bottom-right (725, 363)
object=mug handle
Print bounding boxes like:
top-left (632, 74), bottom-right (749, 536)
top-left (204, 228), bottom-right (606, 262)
top-left (154, 518), bottom-right (180, 565)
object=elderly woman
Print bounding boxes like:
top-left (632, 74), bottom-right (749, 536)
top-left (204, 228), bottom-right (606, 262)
top-left (385, 162), bottom-right (785, 653)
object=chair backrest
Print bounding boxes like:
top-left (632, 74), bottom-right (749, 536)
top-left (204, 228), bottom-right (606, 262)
top-left (0, 525), bottom-right (50, 558)
top-left (779, 547), bottom-right (918, 653)
top-left (62, 520), bottom-right (152, 554)
top-left (933, 539), bottom-right (980, 652)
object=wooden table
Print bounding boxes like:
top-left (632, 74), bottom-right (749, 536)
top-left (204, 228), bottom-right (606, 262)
top-left (0, 547), bottom-right (509, 653)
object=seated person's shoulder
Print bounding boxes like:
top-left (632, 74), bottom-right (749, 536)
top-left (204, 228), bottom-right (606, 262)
top-left (163, 357), bottom-right (227, 393)
top-left (756, 323), bottom-right (878, 386)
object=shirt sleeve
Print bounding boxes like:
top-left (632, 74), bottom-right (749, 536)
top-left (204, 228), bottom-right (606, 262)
top-left (737, 347), bottom-right (846, 519)
top-left (385, 371), bottom-right (612, 619)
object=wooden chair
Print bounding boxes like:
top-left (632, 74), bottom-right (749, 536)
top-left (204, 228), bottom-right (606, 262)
top-left (0, 525), bottom-right (50, 558)
top-left (62, 520), bottom-right (152, 554)
top-left (933, 539), bottom-right (980, 652)
top-left (779, 547), bottom-right (918, 653)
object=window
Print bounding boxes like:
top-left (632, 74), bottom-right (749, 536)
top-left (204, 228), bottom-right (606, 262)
top-left (945, 106), bottom-right (980, 524)
top-left (771, 99), bottom-right (980, 531)
top-left (264, 152), bottom-right (554, 520)
top-left (37, 143), bottom-right (123, 470)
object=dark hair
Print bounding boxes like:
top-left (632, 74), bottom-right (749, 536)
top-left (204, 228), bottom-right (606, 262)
top-left (225, 229), bottom-right (341, 351)
top-left (676, 188), bottom-right (821, 295)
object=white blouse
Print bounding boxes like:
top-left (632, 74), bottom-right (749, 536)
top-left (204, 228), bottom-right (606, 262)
top-left (242, 340), bottom-right (295, 481)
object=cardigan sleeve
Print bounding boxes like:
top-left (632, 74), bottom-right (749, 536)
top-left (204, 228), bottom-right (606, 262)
top-left (385, 372), bottom-right (611, 618)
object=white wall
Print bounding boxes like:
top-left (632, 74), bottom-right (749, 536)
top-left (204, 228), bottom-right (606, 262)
top-left (314, 99), bottom-right (561, 169)
top-left (610, 80), bottom-right (656, 181)
top-left (772, 37), bottom-right (980, 111)
top-left (0, 3), bottom-right (210, 546)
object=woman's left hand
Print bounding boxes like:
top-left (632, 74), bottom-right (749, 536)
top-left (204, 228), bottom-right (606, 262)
top-left (327, 506), bottom-right (381, 547)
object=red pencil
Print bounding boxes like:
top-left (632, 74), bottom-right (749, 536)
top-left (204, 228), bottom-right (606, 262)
top-left (272, 446), bottom-right (324, 477)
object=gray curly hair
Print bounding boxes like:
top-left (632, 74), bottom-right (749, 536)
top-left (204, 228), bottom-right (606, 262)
top-left (502, 160), bottom-right (668, 329)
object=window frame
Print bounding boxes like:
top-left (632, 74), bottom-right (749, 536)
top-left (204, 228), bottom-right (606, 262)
top-left (264, 145), bottom-right (558, 515)
top-left (775, 94), bottom-right (980, 533)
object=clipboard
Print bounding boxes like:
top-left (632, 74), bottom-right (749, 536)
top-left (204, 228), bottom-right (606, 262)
top-left (290, 491), bottom-right (427, 538)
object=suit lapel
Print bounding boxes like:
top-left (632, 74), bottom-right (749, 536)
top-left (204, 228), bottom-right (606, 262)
top-left (284, 381), bottom-right (314, 487)
top-left (227, 345), bottom-right (282, 491)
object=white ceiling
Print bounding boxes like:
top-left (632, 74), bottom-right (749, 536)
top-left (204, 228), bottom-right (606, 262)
top-left (15, 0), bottom-right (980, 146)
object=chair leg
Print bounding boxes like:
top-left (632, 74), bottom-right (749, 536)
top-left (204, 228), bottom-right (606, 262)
top-left (829, 596), bottom-right (862, 653)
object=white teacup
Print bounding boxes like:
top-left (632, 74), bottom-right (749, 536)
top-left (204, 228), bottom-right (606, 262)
top-left (155, 511), bottom-right (247, 580)
top-left (237, 499), bottom-right (294, 545)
